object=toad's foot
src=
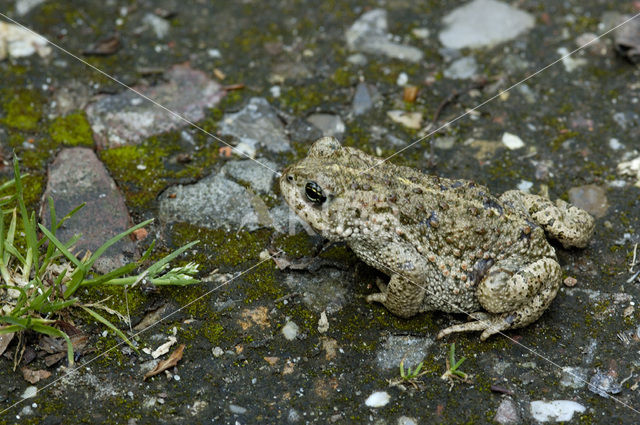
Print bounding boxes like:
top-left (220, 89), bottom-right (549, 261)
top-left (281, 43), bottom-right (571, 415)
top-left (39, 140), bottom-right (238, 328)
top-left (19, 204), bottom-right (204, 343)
top-left (365, 274), bottom-right (423, 318)
top-left (437, 313), bottom-right (516, 341)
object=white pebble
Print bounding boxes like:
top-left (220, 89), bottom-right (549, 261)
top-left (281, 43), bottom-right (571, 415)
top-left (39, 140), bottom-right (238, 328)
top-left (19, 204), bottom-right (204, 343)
top-left (501, 132), bottom-right (525, 150)
top-left (21, 386), bottom-right (37, 399)
top-left (530, 400), bottom-right (585, 422)
top-left (281, 321), bottom-right (299, 340)
top-left (396, 72), bottom-right (409, 86)
top-left (365, 391), bottom-right (390, 408)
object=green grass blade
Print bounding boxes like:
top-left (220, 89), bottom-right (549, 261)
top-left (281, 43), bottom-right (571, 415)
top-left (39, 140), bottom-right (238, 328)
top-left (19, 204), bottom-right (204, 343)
top-left (0, 324), bottom-right (23, 334)
top-left (81, 306), bottom-right (138, 352)
top-left (39, 298), bottom-right (78, 314)
top-left (38, 224), bottom-right (82, 267)
top-left (30, 322), bottom-right (74, 365)
top-left (4, 241), bottom-right (26, 265)
top-left (63, 267), bottom-right (87, 298)
top-left (85, 219), bottom-right (153, 269)
top-left (80, 263), bottom-right (138, 287)
top-left (144, 240), bottom-right (198, 277)
top-left (55, 202), bottom-right (85, 231)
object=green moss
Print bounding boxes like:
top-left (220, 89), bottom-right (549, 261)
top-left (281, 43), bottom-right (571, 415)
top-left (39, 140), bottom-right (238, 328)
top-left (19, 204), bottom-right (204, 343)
top-left (1, 89), bottom-right (45, 131)
top-left (49, 111), bottom-right (94, 147)
top-left (273, 232), bottom-right (316, 258)
top-left (241, 261), bottom-right (287, 303)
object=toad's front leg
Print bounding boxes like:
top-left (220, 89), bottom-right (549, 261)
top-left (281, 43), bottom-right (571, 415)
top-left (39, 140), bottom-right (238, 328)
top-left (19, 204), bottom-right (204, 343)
top-left (366, 274), bottom-right (424, 318)
top-left (438, 257), bottom-right (561, 340)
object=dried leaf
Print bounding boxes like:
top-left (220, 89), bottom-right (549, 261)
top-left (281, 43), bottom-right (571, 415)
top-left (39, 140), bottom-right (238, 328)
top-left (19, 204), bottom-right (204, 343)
top-left (143, 344), bottom-right (185, 380)
top-left (21, 367), bottom-right (51, 384)
top-left (0, 332), bottom-right (14, 356)
top-left (83, 35), bottom-right (121, 56)
top-left (44, 352), bottom-right (66, 367)
top-left (151, 336), bottom-right (177, 359)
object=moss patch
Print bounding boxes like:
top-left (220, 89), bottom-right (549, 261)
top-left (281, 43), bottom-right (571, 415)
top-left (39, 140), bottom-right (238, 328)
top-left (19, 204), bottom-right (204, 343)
top-left (49, 111), bottom-right (94, 147)
top-left (1, 89), bottom-right (45, 131)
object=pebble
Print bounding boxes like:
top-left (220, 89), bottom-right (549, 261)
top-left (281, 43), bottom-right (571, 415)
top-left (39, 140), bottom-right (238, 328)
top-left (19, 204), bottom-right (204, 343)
top-left (614, 15), bottom-right (640, 64)
top-left (158, 173), bottom-right (265, 231)
top-left (562, 277), bottom-right (578, 288)
top-left (387, 110), bottom-right (423, 129)
top-left (443, 56), bottom-right (478, 79)
top-left (364, 391), bottom-right (390, 408)
top-left (0, 21), bottom-right (52, 60)
top-left (229, 404), bottom-right (247, 414)
top-left (220, 97), bottom-right (291, 153)
top-left (608, 138), bottom-right (624, 150)
top-left (557, 46), bottom-right (587, 72)
top-left (529, 400), bottom-right (585, 422)
top-left (568, 185), bottom-right (609, 218)
top-left (396, 72), bottom-right (409, 86)
top-left (221, 158), bottom-right (278, 194)
top-left (86, 64), bottom-right (223, 148)
top-left (352, 82), bottom-right (377, 115)
top-left (439, 0), bottom-right (534, 49)
top-left (142, 13), bottom-right (170, 39)
top-left (376, 335), bottom-right (433, 371)
top-left (516, 180), bottom-right (533, 192)
top-left (617, 155), bottom-right (640, 187)
top-left (411, 28), bottom-right (430, 39)
top-left (588, 369), bottom-right (622, 398)
top-left (40, 148), bottom-right (138, 273)
top-left (559, 366), bottom-right (587, 388)
top-left (15, 0), bottom-right (45, 16)
top-left (306, 113), bottom-right (345, 137)
top-left (494, 398), bottom-right (520, 425)
top-left (501, 132), bottom-right (525, 150)
top-left (281, 321), bottom-right (299, 341)
top-left (21, 386), bottom-right (37, 399)
top-left (346, 9), bottom-right (424, 62)
top-left (211, 347), bottom-right (224, 357)
top-left (283, 269), bottom-right (352, 313)
top-left (397, 416), bottom-right (418, 425)
top-left (317, 311), bottom-right (329, 333)
top-left (288, 408), bottom-right (301, 423)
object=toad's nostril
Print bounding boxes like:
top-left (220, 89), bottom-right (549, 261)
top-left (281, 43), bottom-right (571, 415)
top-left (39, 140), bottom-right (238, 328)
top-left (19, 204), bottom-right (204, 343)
top-left (287, 175), bottom-right (294, 182)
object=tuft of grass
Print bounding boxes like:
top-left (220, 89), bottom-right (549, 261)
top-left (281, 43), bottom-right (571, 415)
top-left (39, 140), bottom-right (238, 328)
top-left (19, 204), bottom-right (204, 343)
top-left (0, 157), bottom-right (200, 365)
top-left (441, 343), bottom-right (471, 387)
top-left (388, 356), bottom-right (428, 390)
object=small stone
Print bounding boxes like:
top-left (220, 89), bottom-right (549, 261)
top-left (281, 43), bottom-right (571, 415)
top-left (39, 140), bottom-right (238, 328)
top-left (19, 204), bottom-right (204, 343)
top-left (346, 9), bottom-right (423, 62)
top-left (86, 65), bottom-right (223, 148)
top-left (530, 400), bottom-right (585, 422)
top-left (387, 110), bottom-right (423, 129)
top-left (0, 21), bottom-right (51, 60)
top-left (403, 86), bottom-right (419, 103)
top-left (207, 48), bottom-right (222, 58)
top-left (158, 173), bottom-right (264, 231)
top-left (609, 138), bottom-right (624, 150)
top-left (434, 136), bottom-right (455, 150)
top-left (142, 13), bottom-right (170, 39)
top-left (288, 409), bottom-right (301, 423)
top-left (563, 277), bottom-right (578, 287)
top-left (494, 398), bottom-right (520, 425)
top-left (16, 0), bottom-right (45, 16)
top-left (516, 180), bottom-right (533, 192)
top-left (397, 416), bottom-right (418, 425)
top-left (211, 347), bottom-right (224, 357)
top-left (557, 46), bottom-right (587, 72)
top-left (568, 185), bottom-right (609, 218)
top-left (614, 15), bottom-right (640, 63)
top-left (40, 148), bottom-right (138, 273)
top-left (346, 53), bottom-right (368, 66)
top-left (352, 82), bottom-right (376, 115)
top-left (229, 404), bottom-right (247, 415)
top-left (365, 391), bottom-right (390, 408)
top-left (444, 56), bottom-right (478, 80)
top-left (221, 158), bottom-right (278, 194)
top-left (560, 367), bottom-right (588, 389)
top-left (439, 0), bottom-right (535, 49)
top-left (281, 321), bottom-right (299, 341)
top-left (411, 28), bottom-right (430, 39)
top-left (220, 97), bottom-right (290, 153)
top-left (376, 335), bottom-right (434, 371)
top-left (588, 369), bottom-right (622, 398)
top-left (22, 386), bottom-right (37, 399)
top-left (396, 72), bottom-right (409, 86)
top-left (306, 113), bottom-right (346, 137)
top-left (618, 155), bottom-right (640, 187)
top-left (317, 311), bottom-right (329, 333)
top-left (501, 132), bottom-right (525, 150)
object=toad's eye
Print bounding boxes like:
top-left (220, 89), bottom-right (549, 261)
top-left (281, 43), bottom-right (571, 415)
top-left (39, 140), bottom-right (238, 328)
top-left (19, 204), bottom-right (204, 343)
top-left (305, 181), bottom-right (326, 204)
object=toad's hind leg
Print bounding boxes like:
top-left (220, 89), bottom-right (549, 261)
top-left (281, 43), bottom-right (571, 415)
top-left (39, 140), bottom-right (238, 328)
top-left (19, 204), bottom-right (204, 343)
top-left (366, 274), bottom-right (424, 318)
top-left (437, 258), bottom-right (561, 341)
top-left (500, 190), bottom-right (594, 248)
